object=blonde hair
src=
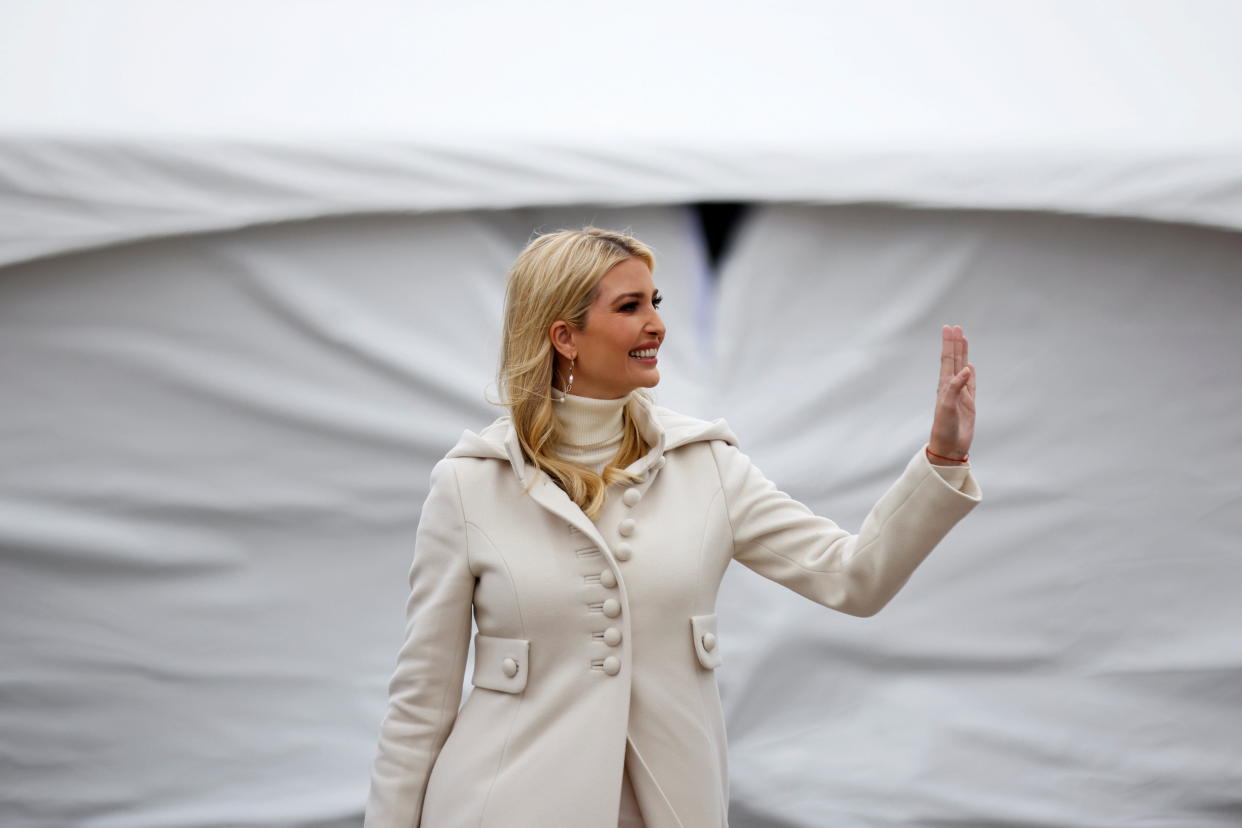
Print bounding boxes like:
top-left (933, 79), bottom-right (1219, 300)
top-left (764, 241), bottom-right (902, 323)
top-left (497, 226), bottom-right (657, 520)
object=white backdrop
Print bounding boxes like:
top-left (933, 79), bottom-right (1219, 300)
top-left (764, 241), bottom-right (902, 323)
top-left (4, 1), bottom-right (1242, 825)
top-left (5, 0), bottom-right (1242, 270)
top-left (3, 202), bottom-right (1240, 826)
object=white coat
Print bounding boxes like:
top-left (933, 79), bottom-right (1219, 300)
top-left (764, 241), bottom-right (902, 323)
top-left (365, 392), bottom-right (982, 827)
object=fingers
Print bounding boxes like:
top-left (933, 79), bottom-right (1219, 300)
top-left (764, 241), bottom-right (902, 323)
top-left (940, 326), bottom-right (954, 388)
top-left (950, 366), bottom-right (977, 413)
top-left (940, 325), bottom-right (968, 390)
top-left (954, 325), bottom-right (964, 377)
top-left (944, 363), bottom-right (976, 399)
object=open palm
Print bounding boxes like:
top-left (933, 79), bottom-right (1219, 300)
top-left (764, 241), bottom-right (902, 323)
top-left (928, 325), bottom-right (975, 461)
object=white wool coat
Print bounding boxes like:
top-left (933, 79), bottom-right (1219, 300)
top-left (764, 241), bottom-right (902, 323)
top-left (365, 394), bottom-right (982, 827)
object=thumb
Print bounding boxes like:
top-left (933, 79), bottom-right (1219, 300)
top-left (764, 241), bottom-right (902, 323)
top-left (949, 365), bottom-right (971, 391)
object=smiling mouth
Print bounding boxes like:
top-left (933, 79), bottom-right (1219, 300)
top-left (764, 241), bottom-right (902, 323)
top-left (628, 348), bottom-right (659, 361)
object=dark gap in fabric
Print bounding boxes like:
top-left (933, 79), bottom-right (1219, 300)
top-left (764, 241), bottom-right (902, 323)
top-left (692, 202), bottom-right (750, 274)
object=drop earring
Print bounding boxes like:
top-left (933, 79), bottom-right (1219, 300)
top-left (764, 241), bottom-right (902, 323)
top-left (556, 357), bottom-right (575, 402)
top-left (558, 357), bottom-right (571, 402)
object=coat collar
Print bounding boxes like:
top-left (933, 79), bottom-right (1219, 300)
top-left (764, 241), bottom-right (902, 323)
top-left (444, 392), bottom-right (738, 546)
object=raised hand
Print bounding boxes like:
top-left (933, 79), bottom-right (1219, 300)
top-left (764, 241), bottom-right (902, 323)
top-left (927, 325), bottom-right (975, 462)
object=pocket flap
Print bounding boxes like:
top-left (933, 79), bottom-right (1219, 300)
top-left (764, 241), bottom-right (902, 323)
top-left (689, 613), bottom-right (721, 669)
top-left (472, 633), bottom-right (530, 693)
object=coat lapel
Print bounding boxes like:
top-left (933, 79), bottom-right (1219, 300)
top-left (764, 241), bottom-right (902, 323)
top-left (499, 393), bottom-right (668, 558)
top-left (450, 392), bottom-right (719, 556)
top-left (525, 473), bottom-right (615, 555)
top-left (497, 418), bottom-right (611, 554)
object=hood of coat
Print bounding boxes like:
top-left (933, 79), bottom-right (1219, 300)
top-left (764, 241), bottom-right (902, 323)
top-left (445, 391), bottom-right (738, 485)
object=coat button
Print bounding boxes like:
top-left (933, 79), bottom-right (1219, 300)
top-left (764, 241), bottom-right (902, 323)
top-left (502, 657), bottom-right (519, 677)
top-left (618, 518), bottom-right (635, 537)
top-left (614, 543), bottom-right (632, 561)
top-left (622, 487), bottom-right (641, 507)
top-left (600, 568), bottom-right (617, 588)
top-left (603, 656), bottom-right (621, 676)
top-left (654, 457), bottom-right (666, 470)
top-left (602, 598), bottom-right (621, 618)
top-left (701, 633), bottom-right (717, 652)
top-left (603, 627), bottom-right (622, 646)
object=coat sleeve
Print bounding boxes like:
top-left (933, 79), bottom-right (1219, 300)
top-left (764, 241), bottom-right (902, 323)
top-left (711, 440), bottom-right (981, 617)
top-left (365, 458), bottom-right (476, 827)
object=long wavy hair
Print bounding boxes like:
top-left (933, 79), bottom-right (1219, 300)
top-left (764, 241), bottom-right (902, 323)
top-left (497, 226), bottom-right (657, 519)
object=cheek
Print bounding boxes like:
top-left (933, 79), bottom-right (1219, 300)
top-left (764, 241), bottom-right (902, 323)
top-left (601, 327), bottom-right (633, 356)
top-left (583, 320), bottom-right (639, 364)
top-left (617, 328), bottom-right (641, 358)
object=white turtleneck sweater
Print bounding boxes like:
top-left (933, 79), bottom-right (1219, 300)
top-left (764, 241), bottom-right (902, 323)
top-left (552, 391), bottom-right (632, 475)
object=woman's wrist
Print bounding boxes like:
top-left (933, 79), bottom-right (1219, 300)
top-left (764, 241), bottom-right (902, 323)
top-left (926, 445), bottom-right (969, 464)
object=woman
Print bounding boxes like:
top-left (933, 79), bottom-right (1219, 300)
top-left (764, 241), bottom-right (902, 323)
top-left (365, 227), bottom-right (981, 827)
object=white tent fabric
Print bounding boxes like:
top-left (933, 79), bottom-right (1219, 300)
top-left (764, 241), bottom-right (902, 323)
top-left (4, 203), bottom-right (1240, 827)
top-left (4, 1), bottom-right (1242, 268)
top-left (3, 1), bottom-right (1242, 826)
top-left (7, 136), bottom-right (1242, 271)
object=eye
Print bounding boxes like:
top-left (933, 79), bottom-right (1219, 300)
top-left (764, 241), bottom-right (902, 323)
top-left (618, 294), bottom-right (662, 313)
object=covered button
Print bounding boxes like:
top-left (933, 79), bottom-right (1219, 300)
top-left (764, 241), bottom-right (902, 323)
top-left (600, 568), bottom-right (617, 588)
top-left (618, 518), bottom-right (636, 537)
top-left (603, 656), bottom-right (621, 676)
top-left (602, 598), bottom-right (621, 618)
top-left (502, 657), bottom-right (519, 677)
top-left (614, 543), bottom-right (633, 562)
top-left (603, 627), bottom-right (622, 646)
top-left (622, 487), bottom-right (641, 507)
top-left (701, 633), bottom-right (717, 652)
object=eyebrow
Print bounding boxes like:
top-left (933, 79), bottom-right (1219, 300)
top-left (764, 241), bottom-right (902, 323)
top-left (610, 290), bottom-right (661, 305)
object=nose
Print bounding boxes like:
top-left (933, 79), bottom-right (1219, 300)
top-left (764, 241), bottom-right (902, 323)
top-left (645, 308), bottom-right (666, 340)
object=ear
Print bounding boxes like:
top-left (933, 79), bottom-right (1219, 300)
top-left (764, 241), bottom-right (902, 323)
top-left (549, 320), bottom-right (577, 361)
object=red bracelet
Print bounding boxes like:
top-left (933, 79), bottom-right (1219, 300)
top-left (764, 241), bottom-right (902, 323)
top-left (926, 447), bottom-right (969, 463)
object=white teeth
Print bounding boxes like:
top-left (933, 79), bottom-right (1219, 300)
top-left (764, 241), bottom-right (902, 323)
top-left (629, 348), bottom-right (658, 358)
